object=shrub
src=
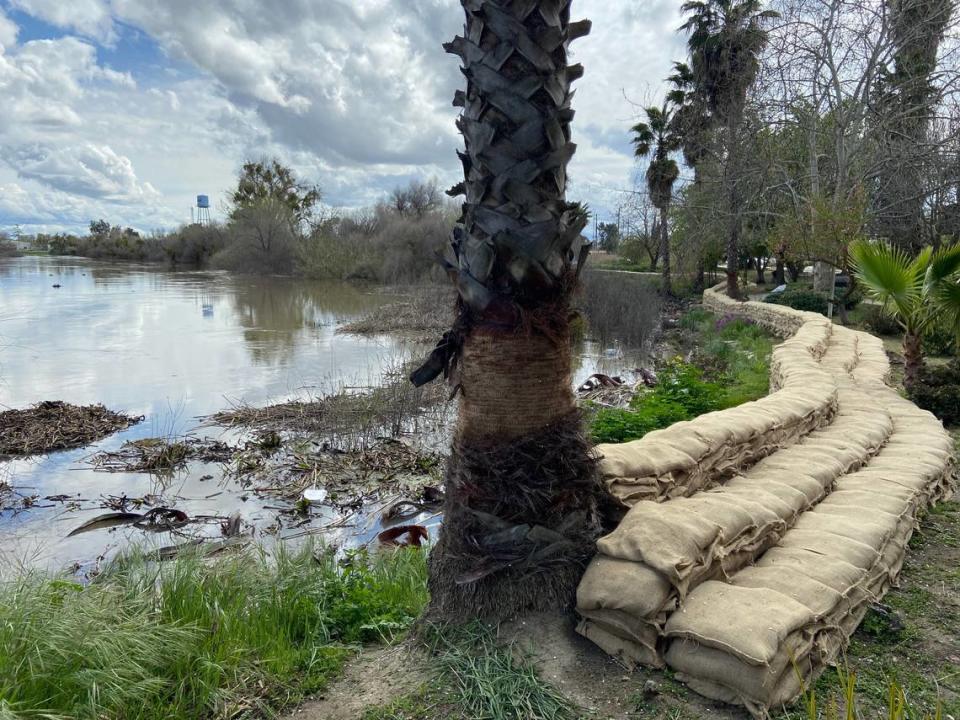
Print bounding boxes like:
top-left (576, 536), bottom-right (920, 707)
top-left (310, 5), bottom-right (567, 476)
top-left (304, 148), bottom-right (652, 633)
top-left (910, 359), bottom-right (960, 424)
top-left (922, 323), bottom-right (956, 357)
top-left (859, 304), bottom-right (901, 336)
top-left (591, 360), bottom-right (726, 443)
top-left (0, 240), bottom-right (21, 257)
top-left (764, 288), bottom-right (829, 315)
top-left (164, 224), bottom-right (226, 266)
top-left (636, 359), bottom-right (726, 417)
top-left (579, 271), bottom-right (662, 349)
top-left (213, 200), bottom-right (300, 274)
top-left (589, 310), bottom-right (774, 444)
top-left (591, 399), bottom-right (689, 444)
top-left (680, 308), bottom-right (713, 330)
top-left (840, 283), bottom-right (864, 311)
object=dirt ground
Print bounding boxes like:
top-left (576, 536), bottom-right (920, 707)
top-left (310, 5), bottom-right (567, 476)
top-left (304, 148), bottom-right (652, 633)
top-left (284, 645), bottom-right (434, 720)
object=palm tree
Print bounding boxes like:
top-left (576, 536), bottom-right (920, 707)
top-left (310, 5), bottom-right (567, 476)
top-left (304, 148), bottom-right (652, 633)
top-left (632, 104), bottom-right (682, 296)
top-left (680, 0), bottom-right (778, 298)
top-left (667, 61), bottom-right (713, 177)
top-left (411, 0), bottom-right (601, 621)
top-left (668, 61), bottom-right (715, 290)
top-left (851, 240), bottom-right (960, 387)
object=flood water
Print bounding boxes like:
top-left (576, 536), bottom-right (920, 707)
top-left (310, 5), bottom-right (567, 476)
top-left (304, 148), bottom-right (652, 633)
top-left (0, 257), bottom-right (646, 576)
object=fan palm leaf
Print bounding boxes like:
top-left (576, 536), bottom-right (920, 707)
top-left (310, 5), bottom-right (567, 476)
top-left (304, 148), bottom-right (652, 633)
top-left (850, 241), bottom-right (919, 329)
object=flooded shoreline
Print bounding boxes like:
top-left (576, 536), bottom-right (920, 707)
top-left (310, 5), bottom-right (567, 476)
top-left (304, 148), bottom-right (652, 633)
top-left (0, 256), bottom-right (651, 577)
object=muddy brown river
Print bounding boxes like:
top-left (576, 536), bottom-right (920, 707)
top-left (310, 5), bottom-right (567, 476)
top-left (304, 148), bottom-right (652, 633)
top-left (0, 256), bottom-right (643, 577)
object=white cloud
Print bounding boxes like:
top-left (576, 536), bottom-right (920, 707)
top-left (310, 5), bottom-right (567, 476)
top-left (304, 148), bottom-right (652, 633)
top-left (0, 0), bottom-right (691, 233)
top-left (8, 0), bottom-right (113, 42)
top-left (2, 143), bottom-right (158, 201)
top-left (0, 8), bottom-right (18, 49)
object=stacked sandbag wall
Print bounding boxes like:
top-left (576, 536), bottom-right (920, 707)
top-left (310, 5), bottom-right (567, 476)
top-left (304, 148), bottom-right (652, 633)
top-left (577, 284), bottom-right (955, 716)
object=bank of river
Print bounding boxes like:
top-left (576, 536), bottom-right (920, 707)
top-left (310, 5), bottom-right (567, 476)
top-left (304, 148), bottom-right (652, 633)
top-left (0, 257), bottom-right (648, 576)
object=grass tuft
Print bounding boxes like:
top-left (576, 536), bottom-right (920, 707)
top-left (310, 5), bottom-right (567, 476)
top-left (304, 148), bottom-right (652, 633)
top-left (421, 622), bottom-right (578, 720)
top-left (0, 545), bottom-right (428, 720)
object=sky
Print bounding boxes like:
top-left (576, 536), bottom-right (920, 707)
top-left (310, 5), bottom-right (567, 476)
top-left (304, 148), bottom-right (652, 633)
top-left (0, 0), bottom-right (688, 236)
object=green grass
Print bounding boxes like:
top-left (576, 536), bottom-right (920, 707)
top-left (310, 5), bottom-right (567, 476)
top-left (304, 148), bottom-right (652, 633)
top-left (590, 309), bottom-right (774, 443)
top-left (363, 623), bottom-right (578, 720)
top-left (0, 545), bottom-right (428, 720)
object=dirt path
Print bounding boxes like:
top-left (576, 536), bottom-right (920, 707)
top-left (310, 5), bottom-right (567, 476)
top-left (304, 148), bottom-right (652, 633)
top-left (284, 644), bottom-right (431, 720)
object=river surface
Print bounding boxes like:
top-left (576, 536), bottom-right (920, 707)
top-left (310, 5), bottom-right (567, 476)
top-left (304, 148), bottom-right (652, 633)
top-left (0, 256), bottom-right (644, 576)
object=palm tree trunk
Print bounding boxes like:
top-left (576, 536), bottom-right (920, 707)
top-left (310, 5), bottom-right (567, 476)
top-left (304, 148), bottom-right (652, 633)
top-left (422, 0), bottom-right (603, 622)
top-left (725, 115), bottom-right (741, 299)
top-left (660, 204), bottom-right (672, 296)
top-left (903, 331), bottom-right (923, 389)
top-left (428, 323), bottom-right (600, 619)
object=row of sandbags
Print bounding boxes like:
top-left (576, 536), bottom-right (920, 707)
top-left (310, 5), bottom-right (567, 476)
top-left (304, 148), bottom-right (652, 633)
top-left (578, 288), bottom-right (954, 715)
top-left (598, 304), bottom-right (837, 507)
top-left (577, 387), bottom-right (894, 669)
top-left (663, 389), bottom-right (954, 713)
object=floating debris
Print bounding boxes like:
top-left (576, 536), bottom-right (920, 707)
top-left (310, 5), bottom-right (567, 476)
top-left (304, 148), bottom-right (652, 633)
top-left (67, 512), bottom-right (145, 537)
top-left (0, 401), bottom-right (142, 458)
top-left (301, 487), bottom-right (328, 505)
top-left (89, 437), bottom-right (237, 473)
top-left (206, 364), bottom-right (449, 445)
top-left (377, 524), bottom-right (428, 547)
top-left (67, 507), bottom-right (190, 537)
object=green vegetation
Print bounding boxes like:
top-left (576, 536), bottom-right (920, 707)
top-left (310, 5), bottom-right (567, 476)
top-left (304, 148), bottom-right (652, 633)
top-left (363, 624), bottom-right (578, 720)
top-left (0, 546), bottom-right (428, 720)
top-left (911, 361), bottom-right (960, 424)
top-left (30, 167), bottom-right (452, 284)
top-left (426, 624), bottom-right (577, 720)
top-left (851, 240), bottom-right (960, 387)
top-left (590, 310), bottom-right (773, 443)
top-left (765, 287), bottom-right (831, 314)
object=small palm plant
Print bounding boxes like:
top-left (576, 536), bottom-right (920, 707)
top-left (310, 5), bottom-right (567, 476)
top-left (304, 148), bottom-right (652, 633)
top-left (632, 103), bottom-right (682, 295)
top-left (850, 240), bottom-right (960, 387)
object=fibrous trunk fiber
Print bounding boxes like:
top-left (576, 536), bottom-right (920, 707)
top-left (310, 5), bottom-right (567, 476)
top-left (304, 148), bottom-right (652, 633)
top-left (428, 326), bottom-right (602, 621)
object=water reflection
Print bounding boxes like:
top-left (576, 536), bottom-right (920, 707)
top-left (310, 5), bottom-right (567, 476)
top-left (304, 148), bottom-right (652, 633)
top-left (0, 257), bottom-right (650, 575)
top-left (0, 257), bottom-right (403, 573)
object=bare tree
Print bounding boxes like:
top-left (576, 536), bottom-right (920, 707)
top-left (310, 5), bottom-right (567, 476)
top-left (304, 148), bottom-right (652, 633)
top-left (390, 179), bottom-right (443, 218)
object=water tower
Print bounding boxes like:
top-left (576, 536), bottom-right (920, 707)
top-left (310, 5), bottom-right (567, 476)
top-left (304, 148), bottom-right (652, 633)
top-left (195, 194), bottom-right (211, 226)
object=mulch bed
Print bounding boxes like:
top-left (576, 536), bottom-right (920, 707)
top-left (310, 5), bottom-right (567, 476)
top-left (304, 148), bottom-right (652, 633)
top-left (0, 401), bottom-right (142, 458)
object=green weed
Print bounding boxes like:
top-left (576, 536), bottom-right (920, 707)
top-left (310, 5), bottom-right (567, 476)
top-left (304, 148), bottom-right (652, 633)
top-left (590, 310), bottom-right (773, 443)
top-left (0, 545), bottom-right (428, 720)
top-left (422, 623), bottom-right (578, 720)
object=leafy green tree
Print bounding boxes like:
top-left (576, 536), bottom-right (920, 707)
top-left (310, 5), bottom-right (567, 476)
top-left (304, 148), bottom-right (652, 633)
top-left (851, 240), bottom-right (960, 387)
top-left (597, 222), bottom-right (621, 252)
top-left (680, 0), bottom-right (778, 297)
top-left (632, 103), bottom-right (682, 295)
top-left (232, 158), bottom-right (322, 226)
top-left (414, 0), bottom-right (600, 621)
top-left (89, 219), bottom-right (111, 238)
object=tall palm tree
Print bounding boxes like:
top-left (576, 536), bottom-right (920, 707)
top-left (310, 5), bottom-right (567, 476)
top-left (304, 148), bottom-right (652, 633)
top-left (851, 240), bottom-right (960, 387)
top-left (412, 0), bottom-right (601, 621)
top-left (680, 0), bottom-right (778, 297)
top-left (666, 61), bottom-right (713, 177)
top-left (632, 104), bottom-right (682, 296)
top-left (668, 61), bottom-right (715, 289)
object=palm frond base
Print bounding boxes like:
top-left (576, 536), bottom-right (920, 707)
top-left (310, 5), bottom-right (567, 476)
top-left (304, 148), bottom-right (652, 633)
top-left (427, 411), bottom-right (603, 621)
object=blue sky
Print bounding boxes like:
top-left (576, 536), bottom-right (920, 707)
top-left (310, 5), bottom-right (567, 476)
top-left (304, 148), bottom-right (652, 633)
top-left (0, 0), bottom-right (687, 236)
